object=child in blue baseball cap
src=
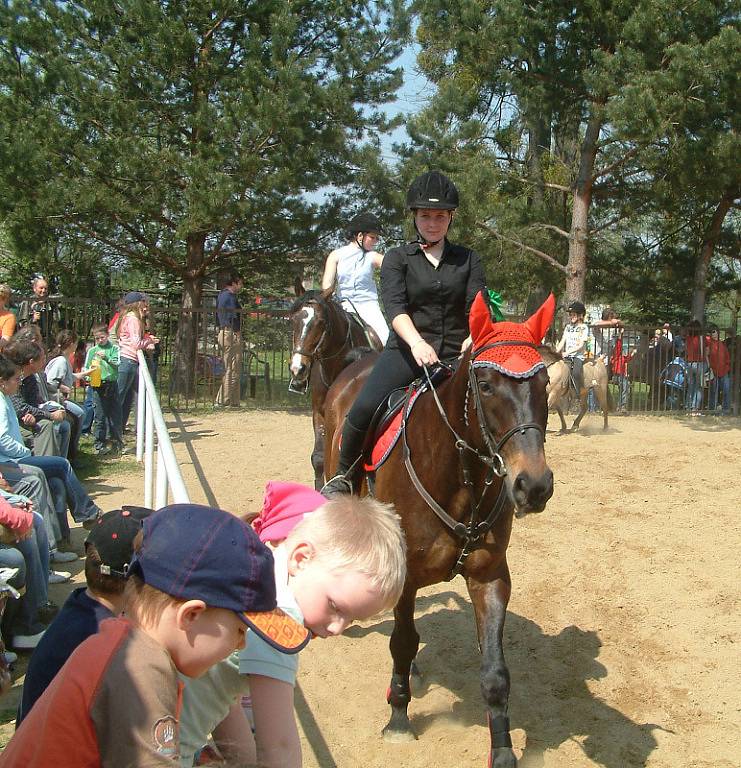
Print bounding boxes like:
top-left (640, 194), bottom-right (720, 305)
top-left (179, 484), bottom-right (407, 768)
top-left (2, 503), bottom-right (307, 768)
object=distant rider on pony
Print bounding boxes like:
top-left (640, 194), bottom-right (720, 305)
top-left (321, 171), bottom-right (486, 498)
top-left (556, 301), bottom-right (589, 395)
top-left (322, 212), bottom-right (389, 346)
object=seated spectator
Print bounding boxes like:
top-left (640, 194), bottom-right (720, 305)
top-left (0, 496), bottom-right (50, 651)
top-left (17, 506), bottom-right (153, 725)
top-left (45, 330), bottom-right (92, 459)
top-left (0, 284), bottom-right (16, 348)
top-left (3, 338), bottom-right (70, 459)
top-left (83, 324), bottom-right (124, 456)
top-left (179, 482), bottom-right (406, 768)
top-left (1, 503), bottom-right (308, 767)
top-left (0, 353), bottom-right (102, 533)
top-left (1, 463), bottom-right (76, 569)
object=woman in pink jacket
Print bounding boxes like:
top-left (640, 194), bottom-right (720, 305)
top-left (113, 292), bottom-right (158, 430)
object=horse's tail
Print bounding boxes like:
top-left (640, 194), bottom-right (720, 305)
top-left (606, 383), bottom-right (615, 412)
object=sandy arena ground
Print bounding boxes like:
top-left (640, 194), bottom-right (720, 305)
top-left (2, 409), bottom-right (739, 767)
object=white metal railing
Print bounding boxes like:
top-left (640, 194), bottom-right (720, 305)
top-left (135, 350), bottom-right (190, 506)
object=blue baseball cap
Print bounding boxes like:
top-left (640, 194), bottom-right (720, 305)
top-left (123, 291), bottom-right (148, 305)
top-left (127, 504), bottom-right (309, 653)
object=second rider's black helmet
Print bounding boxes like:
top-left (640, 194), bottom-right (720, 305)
top-left (406, 171), bottom-right (459, 210)
top-left (567, 300), bottom-right (586, 315)
top-left (346, 212), bottom-right (382, 237)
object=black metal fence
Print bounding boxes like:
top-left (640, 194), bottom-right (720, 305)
top-left (9, 297), bottom-right (740, 417)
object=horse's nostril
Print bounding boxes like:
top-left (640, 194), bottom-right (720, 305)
top-left (514, 470), bottom-right (554, 507)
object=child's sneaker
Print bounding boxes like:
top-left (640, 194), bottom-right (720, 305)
top-left (94, 444), bottom-right (110, 456)
top-left (51, 550), bottom-right (78, 564)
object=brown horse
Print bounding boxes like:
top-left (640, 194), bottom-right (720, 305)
top-left (323, 294), bottom-right (556, 767)
top-left (289, 286), bottom-right (382, 488)
top-left (540, 347), bottom-right (609, 432)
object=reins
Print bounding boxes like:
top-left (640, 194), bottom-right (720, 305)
top-left (402, 341), bottom-right (545, 578)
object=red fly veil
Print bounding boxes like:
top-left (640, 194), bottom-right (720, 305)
top-left (469, 292), bottom-right (556, 378)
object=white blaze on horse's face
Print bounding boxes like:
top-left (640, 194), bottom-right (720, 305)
top-left (290, 306), bottom-right (315, 377)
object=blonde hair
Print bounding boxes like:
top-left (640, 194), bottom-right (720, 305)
top-left (284, 496), bottom-right (406, 610)
top-left (0, 284), bottom-right (10, 301)
top-left (123, 574), bottom-right (186, 626)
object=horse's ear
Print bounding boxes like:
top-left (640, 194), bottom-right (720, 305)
top-left (320, 286), bottom-right (334, 300)
top-left (523, 292), bottom-right (556, 344)
top-left (294, 276), bottom-right (305, 297)
top-left (469, 290), bottom-right (494, 345)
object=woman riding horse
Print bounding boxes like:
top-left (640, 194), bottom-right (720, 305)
top-left (322, 212), bottom-right (389, 345)
top-left (321, 171), bottom-right (486, 497)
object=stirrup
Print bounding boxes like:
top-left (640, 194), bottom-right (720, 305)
top-left (320, 474), bottom-right (354, 499)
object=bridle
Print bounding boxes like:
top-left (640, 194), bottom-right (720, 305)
top-left (289, 298), bottom-right (354, 392)
top-left (402, 340), bottom-right (545, 577)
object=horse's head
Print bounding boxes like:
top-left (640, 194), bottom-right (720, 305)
top-left (467, 292), bottom-right (556, 515)
top-left (288, 288), bottom-right (334, 385)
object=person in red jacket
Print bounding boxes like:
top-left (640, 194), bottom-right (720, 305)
top-left (707, 325), bottom-right (731, 414)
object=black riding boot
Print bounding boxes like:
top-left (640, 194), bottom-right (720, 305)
top-left (321, 420), bottom-right (367, 498)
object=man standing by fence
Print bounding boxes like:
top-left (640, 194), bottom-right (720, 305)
top-left (215, 273), bottom-right (243, 408)
top-left (18, 276), bottom-right (60, 344)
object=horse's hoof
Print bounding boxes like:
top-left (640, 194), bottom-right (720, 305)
top-left (382, 725), bottom-right (417, 743)
top-left (489, 747), bottom-right (517, 767)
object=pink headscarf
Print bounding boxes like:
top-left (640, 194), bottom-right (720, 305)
top-left (251, 481), bottom-right (326, 543)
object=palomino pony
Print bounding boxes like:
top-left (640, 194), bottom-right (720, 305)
top-left (289, 286), bottom-right (382, 488)
top-left (323, 293), bottom-right (556, 767)
top-left (540, 347), bottom-right (609, 432)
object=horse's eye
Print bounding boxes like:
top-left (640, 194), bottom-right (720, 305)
top-left (478, 379), bottom-right (493, 396)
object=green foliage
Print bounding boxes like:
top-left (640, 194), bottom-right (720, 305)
top-left (0, 0), bottom-right (410, 297)
top-left (404, 0), bottom-right (739, 312)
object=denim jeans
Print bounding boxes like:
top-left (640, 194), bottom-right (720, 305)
top-left (117, 357), bottom-right (139, 428)
top-left (81, 385), bottom-right (95, 433)
top-left (686, 362), bottom-right (705, 412)
top-left (615, 374), bottom-right (631, 410)
top-left (0, 512), bottom-right (49, 635)
top-left (93, 381), bottom-right (123, 448)
top-left (53, 417), bottom-right (71, 458)
top-left (709, 373), bottom-right (731, 413)
top-left (0, 463), bottom-right (61, 547)
top-left (17, 455), bottom-right (101, 524)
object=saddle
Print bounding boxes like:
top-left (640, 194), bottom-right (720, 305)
top-left (363, 361), bottom-right (455, 472)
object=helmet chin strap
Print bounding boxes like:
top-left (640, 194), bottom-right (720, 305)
top-left (354, 232), bottom-right (369, 255)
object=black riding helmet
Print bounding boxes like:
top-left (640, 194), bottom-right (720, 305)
top-left (406, 171), bottom-right (459, 210)
top-left (346, 212), bottom-right (382, 237)
top-left (567, 300), bottom-right (586, 316)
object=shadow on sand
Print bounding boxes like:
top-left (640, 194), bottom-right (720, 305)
top-left (344, 590), bottom-right (664, 767)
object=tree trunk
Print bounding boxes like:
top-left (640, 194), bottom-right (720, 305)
top-left (170, 234), bottom-right (206, 397)
top-left (691, 190), bottom-right (735, 322)
top-left (565, 112), bottom-right (602, 305)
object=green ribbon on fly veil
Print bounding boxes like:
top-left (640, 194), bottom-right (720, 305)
top-left (487, 290), bottom-right (505, 322)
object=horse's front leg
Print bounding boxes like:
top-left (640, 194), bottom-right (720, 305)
top-left (382, 584), bottom-right (419, 742)
top-left (310, 412), bottom-right (325, 490)
top-left (571, 389), bottom-right (588, 431)
top-left (467, 565), bottom-right (517, 768)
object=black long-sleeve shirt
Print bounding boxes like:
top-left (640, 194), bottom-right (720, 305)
top-left (380, 239), bottom-right (486, 359)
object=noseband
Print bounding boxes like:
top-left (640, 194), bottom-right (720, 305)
top-left (402, 341), bottom-right (545, 577)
